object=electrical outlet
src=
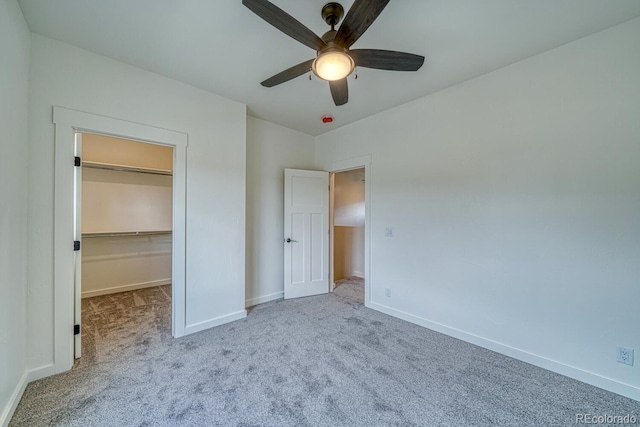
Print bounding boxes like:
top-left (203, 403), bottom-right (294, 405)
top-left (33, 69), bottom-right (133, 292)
top-left (616, 347), bottom-right (634, 366)
top-left (385, 227), bottom-right (394, 237)
top-left (384, 288), bottom-right (391, 298)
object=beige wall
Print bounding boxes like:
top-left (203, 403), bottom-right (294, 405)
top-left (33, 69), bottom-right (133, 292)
top-left (82, 167), bottom-right (172, 233)
top-left (334, 169), bottom-right (365, 227)
top-left (334, 226), bottom-right (365, 281)
top-left (81, 137), bottom-right (174, 296)
top-left (333, 169), bottom-right (365, 281)
top-left (83, 133), bottom-right (173, 172)
top-left (333, 226), bottom-right (364, 280)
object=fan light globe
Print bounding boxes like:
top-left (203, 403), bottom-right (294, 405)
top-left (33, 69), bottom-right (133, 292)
top-left (312, 50), bottom-right (354, 81)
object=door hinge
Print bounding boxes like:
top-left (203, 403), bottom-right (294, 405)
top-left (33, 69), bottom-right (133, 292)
top-left (74, 324), bottom-right (80, 335)
top-left (74, 156), bottom-right (81, 167)
top-left (74, 240), bottom-right (80, 251)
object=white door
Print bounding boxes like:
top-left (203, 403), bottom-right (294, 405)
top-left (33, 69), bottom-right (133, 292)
top-left (73, 132), bottom-right (82, 358)
top-left (284, 169), bottom-right (329, 299)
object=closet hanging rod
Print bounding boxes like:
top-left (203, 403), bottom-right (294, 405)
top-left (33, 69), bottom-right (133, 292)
top-left (82, 161), bottom-right (173, 176)
top-left (82, 231), bottom-right (172, 238)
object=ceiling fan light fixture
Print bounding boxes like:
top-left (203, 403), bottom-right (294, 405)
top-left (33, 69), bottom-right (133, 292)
top-left (312, 48), bottom-right (354, 81)
top-left (243, 0), bottom-right (424, 106)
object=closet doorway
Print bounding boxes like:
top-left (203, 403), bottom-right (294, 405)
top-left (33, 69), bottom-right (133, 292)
top-left (331, 168), bottom-right (365, 303)
top-left (75, 133), bottom-right (174, 359)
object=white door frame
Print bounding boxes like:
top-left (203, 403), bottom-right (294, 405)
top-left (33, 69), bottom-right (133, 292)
top-left (53, 107), bottom-right (188, 374)
top-left (326, 155), bottom-right (371, 307)
top-left (73, 132), bottom-right (83, 358)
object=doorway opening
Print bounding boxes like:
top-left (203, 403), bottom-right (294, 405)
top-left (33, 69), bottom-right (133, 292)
top-left (53, 106), bottom-right (187, 374)
top-left (331, 168), bottom-right (365, 304)
top-left (74, 133), bottom-right (174, 361)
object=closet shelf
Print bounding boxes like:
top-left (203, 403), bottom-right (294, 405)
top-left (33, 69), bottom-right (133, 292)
top-left (82, 160), bottom-right (172, 176)
top-left (82, 230), bottom-right (172, 238)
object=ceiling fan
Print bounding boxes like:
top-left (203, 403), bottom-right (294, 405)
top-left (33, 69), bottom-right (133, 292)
top-left (242, 0), bottom-right (425, 106)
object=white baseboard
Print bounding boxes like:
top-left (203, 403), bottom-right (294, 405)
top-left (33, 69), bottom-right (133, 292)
top-left (245, 291), bottom-right (283, 307)
top-left (369, 301), bottom-right (640, 402)
top-left (352, 271), bottom-right (364, 278)
top-left (1, 364), bottom-right (56, 427)
top-left (82, 278), bottom-right (171, 298)
top-left (27, 364), bottom-right (56, 382)
top-left (1, 371), bottom-right (27, 427)
top-left (184, 310), bottom-right (247, 336)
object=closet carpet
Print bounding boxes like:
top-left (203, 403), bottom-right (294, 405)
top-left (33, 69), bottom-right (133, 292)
top-left (10, 282), bottom-right (638, 426)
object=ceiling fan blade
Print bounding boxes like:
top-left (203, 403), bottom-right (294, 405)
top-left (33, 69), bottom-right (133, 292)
top-left (260, 59), bottom-right (315, 87)
top-left (350, 49), bottom-right (425, 71)
top-left (334, 0), bottom-right (390, 48)
top-left (242, 0), bottom-right (327, 51)
top-left (329, 78), bottom-right (348, 106)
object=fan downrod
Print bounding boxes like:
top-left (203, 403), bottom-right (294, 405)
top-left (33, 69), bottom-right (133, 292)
top-left (321, 2), bottom-right (344, 28)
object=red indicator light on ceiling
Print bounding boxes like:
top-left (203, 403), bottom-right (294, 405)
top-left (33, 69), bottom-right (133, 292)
top-left (322, 115), bottom-right (333, 124)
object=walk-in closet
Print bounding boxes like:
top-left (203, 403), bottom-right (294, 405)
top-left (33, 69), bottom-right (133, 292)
top-left (79, 134), bottom-right (174, 360)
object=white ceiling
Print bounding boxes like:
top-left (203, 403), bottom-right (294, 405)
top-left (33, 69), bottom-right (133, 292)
top-left (17, 0), bottom-right (640, 136)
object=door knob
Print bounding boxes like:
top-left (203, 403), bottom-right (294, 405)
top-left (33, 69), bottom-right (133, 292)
top-left (285, 238), bottom-right (298, 243)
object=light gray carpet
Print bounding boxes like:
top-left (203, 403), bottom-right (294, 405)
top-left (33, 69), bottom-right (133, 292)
top-left (334, 276), bottom-right (364, 304)
top-left (11, 282), bottom-right (638, 426)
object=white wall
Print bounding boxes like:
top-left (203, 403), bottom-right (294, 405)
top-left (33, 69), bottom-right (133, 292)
top-left (27, 34), bottom-right (247, 372)
top-left (0, 0), bottom-right (30, 424)
top-left (246, 116), bottom-right (315, 306)
top-left (316, 18), bottom-right (640, 399)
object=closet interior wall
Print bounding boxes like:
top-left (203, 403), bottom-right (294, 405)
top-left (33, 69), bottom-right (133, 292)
top-left (333, 169), bottom-right (365, 281)
top-left (81, 134), bottom-right (174, 298)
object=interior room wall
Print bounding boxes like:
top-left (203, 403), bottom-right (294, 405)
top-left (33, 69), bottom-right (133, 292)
top-left (0, 1), bottom-right (30, 424)
top-left (315, 18), bottom-right (640, 399)
top-left (27, 34), bottom-right (247, 373)
top-left (245, 116), bottom-right (315, 306)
